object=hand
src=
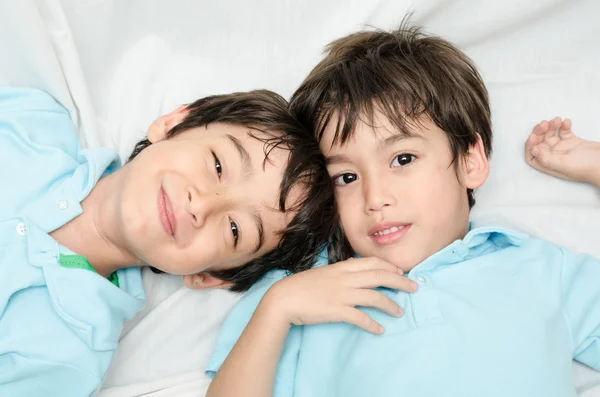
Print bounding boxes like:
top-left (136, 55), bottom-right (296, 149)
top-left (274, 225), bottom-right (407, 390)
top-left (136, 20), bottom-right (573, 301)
top-left (525, 117), bottom-right (600, 187)
top-left (263, 257), bottom-right (418, 335)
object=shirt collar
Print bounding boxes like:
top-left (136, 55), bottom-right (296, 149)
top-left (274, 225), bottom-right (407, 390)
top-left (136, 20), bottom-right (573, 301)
top-left (21, 147), bottom-right (143, 350)
top-left (25, 219), bottom-right (145, 351)
top-left (23, 147), bottom-right (120, 234)
top-left (409, 223), bottom-right (529, 274)
top-left (463, 222), bottom-right (528, 249)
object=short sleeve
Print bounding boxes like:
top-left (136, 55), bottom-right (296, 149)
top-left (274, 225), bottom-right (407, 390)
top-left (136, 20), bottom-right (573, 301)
top-left (560, 248), bottom-right (600, 370)
top-left (205, 269), bottom-right (303, 397)
top-left (205, 250), bottom-right (329, 397)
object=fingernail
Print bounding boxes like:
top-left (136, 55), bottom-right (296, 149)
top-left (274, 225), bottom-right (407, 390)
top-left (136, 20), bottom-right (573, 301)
top-left (377, 325), bottom-right (385, 334)
top-left (411, 281), bottom-right (419, 291)
top-left (531, 147), bottom-right (540, 157)
top-left (397, 307), bottom-right (404, 317)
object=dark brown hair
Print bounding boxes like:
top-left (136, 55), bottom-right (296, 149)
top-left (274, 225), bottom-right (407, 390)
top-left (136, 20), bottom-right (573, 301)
top-left (289, 21), bottom-right (493, 262)
top-left (128, 90), bottom-right (336, 292)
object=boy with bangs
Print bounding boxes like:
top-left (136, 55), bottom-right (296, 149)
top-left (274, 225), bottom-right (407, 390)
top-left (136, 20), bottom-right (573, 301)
top-left (0, 87), bottom-right (336, 395)
top-left (206, 25), bottom-right (600, 397)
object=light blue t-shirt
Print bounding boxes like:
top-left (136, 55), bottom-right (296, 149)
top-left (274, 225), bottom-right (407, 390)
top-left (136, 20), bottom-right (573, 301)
top-left (207, 225), bottom-right (600, 397)
top-left (0, 87), bottom-right (146, 396)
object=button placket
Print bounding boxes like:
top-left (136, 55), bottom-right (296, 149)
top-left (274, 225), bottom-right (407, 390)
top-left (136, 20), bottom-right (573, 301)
top-left (57, 199), bottom-right (69, 210)
top-left (408, 273), bottom-right (444, 327)
top-left (16, 222), bottom-right (27, 236)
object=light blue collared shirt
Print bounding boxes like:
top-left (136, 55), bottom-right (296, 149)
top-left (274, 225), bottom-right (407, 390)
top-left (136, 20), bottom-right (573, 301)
top-left (207, 225), bottom-right (600, 397)
top-left (0, 87), bottom-right (146, 396)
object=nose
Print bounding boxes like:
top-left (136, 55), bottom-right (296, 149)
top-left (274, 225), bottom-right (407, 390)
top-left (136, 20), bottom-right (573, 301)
top-left (186, 186), bottom-right (227, 228)
top-left (363, 171), bottom-right (396, 214)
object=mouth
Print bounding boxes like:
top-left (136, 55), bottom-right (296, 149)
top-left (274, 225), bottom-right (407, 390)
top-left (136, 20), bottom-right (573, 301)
top-left (368, 222), bottom-right (411, 246)
top-left (158, 186), bottom-right (177, 238)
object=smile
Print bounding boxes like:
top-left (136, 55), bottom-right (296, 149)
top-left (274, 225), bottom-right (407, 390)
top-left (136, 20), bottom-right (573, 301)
top-left (369, 223), bottom-right (411, 245)
top-left (158, 186), bottom-right (177, 238)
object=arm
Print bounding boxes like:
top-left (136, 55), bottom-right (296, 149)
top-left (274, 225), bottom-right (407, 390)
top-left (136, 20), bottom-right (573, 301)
top-left (206, 257), bottom-right (418, 397)
top-left (206, 288), bottom-right (291, 397)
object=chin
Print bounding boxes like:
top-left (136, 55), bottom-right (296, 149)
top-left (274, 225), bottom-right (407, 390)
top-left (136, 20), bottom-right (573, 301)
top-left (373, 248), bottom-right (420, 273)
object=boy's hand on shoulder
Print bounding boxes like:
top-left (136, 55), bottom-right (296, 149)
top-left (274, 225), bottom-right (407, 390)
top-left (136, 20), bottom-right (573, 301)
top-left (261, 257), bottom-right (418, 335)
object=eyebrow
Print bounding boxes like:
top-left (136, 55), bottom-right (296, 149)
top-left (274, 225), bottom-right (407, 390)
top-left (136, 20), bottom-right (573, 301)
top-left (378, 133), bottom-right (426, 151)
top-left (326, 154), bottom-right (353, 166)
top-left (225, 134), bottom-right (253, 179)
top-left (250, 208), bottom-right (265, 254)
top-left (326, 134), bottom-right (426, 166)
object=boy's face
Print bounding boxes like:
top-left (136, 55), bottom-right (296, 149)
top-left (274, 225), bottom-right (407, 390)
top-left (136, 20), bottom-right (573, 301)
top-left (118, 118), bottom-right (298, 281)
top-left (321, 111), bottom-right (488, 273)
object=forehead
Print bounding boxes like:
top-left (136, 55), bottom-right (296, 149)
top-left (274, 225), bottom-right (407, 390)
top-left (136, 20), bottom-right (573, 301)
top-left (203, 123), bottom-right (274, 155)
top-left (320, 110), bottom-right (443, 154)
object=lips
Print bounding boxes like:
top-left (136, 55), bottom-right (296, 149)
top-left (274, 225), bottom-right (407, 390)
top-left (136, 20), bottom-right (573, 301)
top-left (158, 186), bottom-right (177, 237)
top-left (369, 222), bottom-right (411, 246)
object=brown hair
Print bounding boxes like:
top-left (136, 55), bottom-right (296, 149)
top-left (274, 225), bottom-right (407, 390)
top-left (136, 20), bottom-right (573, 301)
top-left (290, 22), bottom-right (492, 208)
top-left (289, 22), bottom-right (493, 263)
top-left (129, 90), bottom-right (336, 292)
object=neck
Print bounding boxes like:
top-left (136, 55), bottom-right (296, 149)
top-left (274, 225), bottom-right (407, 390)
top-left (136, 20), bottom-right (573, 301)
top-left (50, 171), bottom-right (139, 277)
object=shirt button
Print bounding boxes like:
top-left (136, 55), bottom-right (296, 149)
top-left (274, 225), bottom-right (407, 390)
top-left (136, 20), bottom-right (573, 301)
top-left (416, 275), bottom-right (426, 283)
top-left (57, 199), bottom-right (69, 210)
top-left (16, 222), bottom-right (27, 236)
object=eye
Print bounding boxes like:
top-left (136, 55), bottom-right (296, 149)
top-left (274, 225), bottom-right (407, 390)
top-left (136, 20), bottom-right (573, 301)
top-left (229, 219), bottom-right (239, 247)
top-left (333, 173), bottom-right (358, 186)
top-left (212, 151), bottom-right (222, 177)
top-left (391, 154), bottom-right (416, 167)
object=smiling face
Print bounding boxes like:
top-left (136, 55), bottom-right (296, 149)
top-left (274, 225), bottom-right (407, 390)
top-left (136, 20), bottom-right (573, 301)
top-left (117, 121), bottom-right (296, 276)
top-left (322, 111), bottom-right (489, 272)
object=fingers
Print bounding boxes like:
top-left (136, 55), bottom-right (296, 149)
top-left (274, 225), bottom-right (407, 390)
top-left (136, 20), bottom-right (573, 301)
top-left (526, 120), bottom-right (549, 152)
top-left (558, 118), bottom-right (573, 139)
top-left (350, 270), bottom-right (418, 292)
top-left (526, 117), bottom-right (571, 166)
top-left (529, 144), bottom-right (569, 180)
top-left (545, 117), bottom-right (562, 141)
top-left (531, 120), bottom-right (550, 137)
top-left (350, 289), bottom-right (404, 318)
top-left (342, 256), bottom-right (403, 274)
top-left (340, 308), bottom-right (385, 335)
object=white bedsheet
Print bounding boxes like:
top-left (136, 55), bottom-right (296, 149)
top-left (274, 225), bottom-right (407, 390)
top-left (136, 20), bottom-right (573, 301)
top-left (1, 0), bottom-right (599, 396)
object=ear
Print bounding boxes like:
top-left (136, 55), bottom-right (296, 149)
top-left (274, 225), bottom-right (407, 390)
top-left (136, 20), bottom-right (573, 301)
top-left (462, 134), bottom-right (490, 190)
top-left (183, 273), bottom-right (234, 290)
top-left (147, 105), bottom-right (190, 143)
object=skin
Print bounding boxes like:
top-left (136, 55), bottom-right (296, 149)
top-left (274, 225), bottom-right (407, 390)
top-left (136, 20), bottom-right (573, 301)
top-left (50, 107), bottom-right (298, 289)
top-left (525, 117), bottom-right (600, 188)
top-left (206, 111), bottom-right (490, 397)
top-left (323, 112), bottom-right (489, 272)
top-left (207, 114), bottom-right (600, 397)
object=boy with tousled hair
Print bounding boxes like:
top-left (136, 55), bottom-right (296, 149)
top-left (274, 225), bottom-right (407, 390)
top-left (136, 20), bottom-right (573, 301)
top-left (0, 87), bottom-right (335, 395)
top-left (206, 23), bottom-right (600, 397)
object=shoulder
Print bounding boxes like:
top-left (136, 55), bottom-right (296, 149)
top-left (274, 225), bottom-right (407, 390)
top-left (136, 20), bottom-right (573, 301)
top-left (0, 86), bottom-right (67, 115)
top-left (0, 86), bottom-right (77, 151)
top-left (0, 87), bottom-right (81, 217)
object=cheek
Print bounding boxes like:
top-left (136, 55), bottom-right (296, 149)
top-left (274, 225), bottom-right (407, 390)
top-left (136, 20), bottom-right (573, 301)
top-left (336, 195), bottom-right (362, 239)
top-left (420, 172), bottom-right (466, 224)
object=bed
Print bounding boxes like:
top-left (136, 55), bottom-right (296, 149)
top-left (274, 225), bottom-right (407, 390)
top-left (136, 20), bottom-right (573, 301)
top-left (1, 0), bottom-right (599, 395)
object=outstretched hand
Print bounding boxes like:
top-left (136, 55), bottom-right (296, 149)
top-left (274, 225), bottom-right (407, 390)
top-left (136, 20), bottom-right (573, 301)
top-left (525, 117), bottom-right (600, 187)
